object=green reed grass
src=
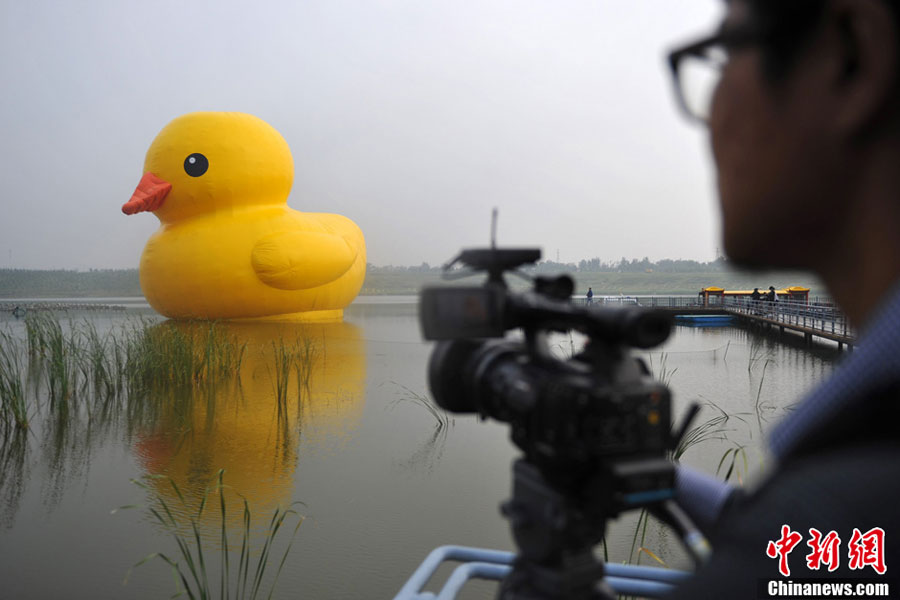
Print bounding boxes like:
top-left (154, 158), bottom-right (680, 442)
top-left (646, 352), bottom-right (678, 387)
top-left (0, 332), bottom-right (28, 430)
top-left (124, 321), bottom-right (246, 395)
top-left (672, 400), bottom-right (749, 462)
top-left (76, 321), bottom-right (117, 401)
top-left (271, 339), bottom-right (293, 414)
top-left (269, 336), bottom-right (317, 419)
top-left (747, 339), bottom-right (775, 373)
top-left (24, 313), bottom-right (76, 407)
top-left (293, 336), bottom-right (315, 402)
top-left (716, 445), bottom-right (749, 484)
top-left (388, 383), bottom-right (454, 472)
top-left (3, 316), bottom-right (315, 594)
top-left (118, 469), bottom-right (304, 600)
top-left (0, 425), bottom-right (28, 527)
top-left (34, 315), bottom-right (77, 409)
top-left (24, 311), bottom-right (54, 358)
top-left (390, 382), bottom-right (452, 431)
top-left (627, 508), bottom-right (652, 566)
top-left (1, 315), bottom-right (254, 442)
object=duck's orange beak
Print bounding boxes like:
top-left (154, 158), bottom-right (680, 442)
top-left (122, 172), bottom-right (172, 215)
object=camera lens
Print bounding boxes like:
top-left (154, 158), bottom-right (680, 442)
top-left (625, 310), bottom-right (673, 348)
top-left (428, 340), bottom-right (482, 413)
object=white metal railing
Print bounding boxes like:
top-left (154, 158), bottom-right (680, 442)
top-left (722, 297), bottom-right (854, 339)
top-left (575, 296), bottom-right (854, 340)
top-left (579, 296), bottom-right (702, 308)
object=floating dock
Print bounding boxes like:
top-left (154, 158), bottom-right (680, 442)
top-left (673, 314), bottom-right (734, 327)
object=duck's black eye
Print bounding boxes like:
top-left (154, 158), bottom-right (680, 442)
top-left (184, 153), bottom-right (209, 177)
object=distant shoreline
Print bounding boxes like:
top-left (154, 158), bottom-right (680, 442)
top-left (0, 268), bottom-right (827, 299)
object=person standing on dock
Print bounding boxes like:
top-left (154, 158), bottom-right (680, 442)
top-left (766, 286), bottom-right (776, 302)
top-left (586, 287), bottom-right (593, 305)
top-left (666, 0), bottom-right (900, 597)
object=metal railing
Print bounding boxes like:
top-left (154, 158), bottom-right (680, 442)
top-left (393, 545), bottom-right (691, 600)
top-left (722, 298), bottom-right (854, 339)
top-left (574, 296), bottom-right (854, 340)
top-left (579, 296), bottom-right (702, 308)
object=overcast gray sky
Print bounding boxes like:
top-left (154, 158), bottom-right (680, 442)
top-left (0, 0), bottom-right (722, 270)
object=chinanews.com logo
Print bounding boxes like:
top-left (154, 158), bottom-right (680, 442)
top-left (759, 524), bottom-right (896, 598)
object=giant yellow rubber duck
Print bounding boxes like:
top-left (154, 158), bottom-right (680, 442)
top-left (123, 112), bottom-right (366, 321)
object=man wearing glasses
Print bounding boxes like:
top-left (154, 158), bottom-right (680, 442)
top-left (665, 0), bottom-right (900, 596)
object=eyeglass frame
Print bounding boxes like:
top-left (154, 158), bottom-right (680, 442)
top-left (667, 25), bottom-right (775, 124)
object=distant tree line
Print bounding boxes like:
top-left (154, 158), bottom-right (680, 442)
top-left (573, 256), bottom-right (729, 273)
top-left (2, 258), bottom-right (732, 298)
top-left (366, 256), bottom-right (729, 274)
top-left (366, 262), bottom-right (443, 273)
top-left (0, 268), bottom-right (141, 298)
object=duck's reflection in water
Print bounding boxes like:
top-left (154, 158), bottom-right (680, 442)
top-left (132, 319), bottom-right (366, 526)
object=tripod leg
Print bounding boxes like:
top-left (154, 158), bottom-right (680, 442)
top-left (499, 552), bottom-right (616, 600)
top-left (498, 460), bottom-right (615, 600)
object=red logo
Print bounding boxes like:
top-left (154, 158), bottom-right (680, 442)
top-left (767, 525), bottom-right (804, 576)
top-left (848, 527), bottom-right (887, 574)
top-left (767, 526), bottom-right (887, 576)
top-left (806, 528), bottom-right (841, 572)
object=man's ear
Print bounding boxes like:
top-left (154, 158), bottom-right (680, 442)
top-left (828, 0), bottom-right (900, 138)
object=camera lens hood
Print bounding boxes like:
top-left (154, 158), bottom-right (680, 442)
top-left (428, 340), bottom-right (482, 413)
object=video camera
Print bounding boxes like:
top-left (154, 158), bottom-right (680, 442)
top-left (419, 246), bottom-right (703, 600)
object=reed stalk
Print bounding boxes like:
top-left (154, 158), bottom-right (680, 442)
top-left (44, 318), bottom-right (75, 411)
top-left (76, 321), bottom-right (117, 402)
top-left (671, 400), bottom-right (749, 462)
top-left (628, 508), bottom-right (651, 565)
top-left (1, 315), bottom-right (251, 452)
top-left (24, 312), bottom-right (53, 358)
top-left (0, 332), bottom-right (28, 430)
top-left (754, 358), bottom-right (773, 432)
top-left (0, 425), bottom-right (28, 526)
top-left (646, 352), bottom-right (678, 387)
top-left (124, 320), bottom-right (245, 396)
top-left (390, 382), bottom-right (451, 430)
top-left (716, 445), bottom-right (749, 484)
top-left (270, 335), bottom-right (317, 420)
top-left (271, 338), bottom-right (293, 417)
top-left (293, 335), bottom-right (316, 402)
top-left (119, 469), bottom-right (305, 600)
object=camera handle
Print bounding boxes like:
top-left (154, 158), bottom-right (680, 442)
top-left (498, 459), bottom-right (617, 600)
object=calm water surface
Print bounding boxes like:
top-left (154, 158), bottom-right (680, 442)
top-left (0, 298), bottom-right (840, 599)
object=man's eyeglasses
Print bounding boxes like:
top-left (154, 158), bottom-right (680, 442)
top-left (667, 27), bottom-right (771, 124)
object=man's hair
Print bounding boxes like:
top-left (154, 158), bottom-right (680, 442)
top-left (744, 0), bottom-right (900, 80)
top-left (745, 0), bottom-right (826, 79)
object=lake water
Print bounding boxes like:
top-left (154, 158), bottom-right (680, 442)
top-left (0, 297), bottom-right (841, 599)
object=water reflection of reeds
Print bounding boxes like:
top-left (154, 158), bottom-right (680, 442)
top-left (270, 335), bottom-right (317, 423)
top-left (0, 314), bottom-right (365, 530)
top-left (389, 382), bottom-right (454, 473)
top-left (0, 426), bottom-right (27, 528)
